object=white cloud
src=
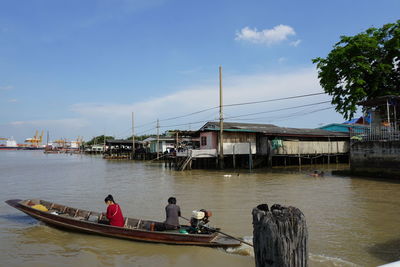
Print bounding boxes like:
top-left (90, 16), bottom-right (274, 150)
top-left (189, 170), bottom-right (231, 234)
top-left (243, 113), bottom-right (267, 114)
top-left (278, 57), bottom-right (287, 64)
top-left (235, 25), bottom-right (296, 45)
top-left (7, 99), bottom-right (17, 103)
top-left (70, 68), bottom-right (343, 135)
top-left (10, 118), bottom-right (88, 128)
top-left (3, 68), bottom-right (347, 142)
top-left (290, 39), bottom-right (302, 47)
top-left (0, 85), bottom-right (13, 91)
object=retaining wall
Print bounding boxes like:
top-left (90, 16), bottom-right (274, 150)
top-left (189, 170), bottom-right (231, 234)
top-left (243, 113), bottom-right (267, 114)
top-left (350, 140), bottom-right (400, 179)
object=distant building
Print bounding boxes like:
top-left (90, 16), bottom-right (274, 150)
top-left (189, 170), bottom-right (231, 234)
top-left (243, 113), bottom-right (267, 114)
top-left (143, 136), bottom-right (176, 154)
top-left (176, 121), bottom-right (349, 169)
top-left (318, 117), bottom-right (369, 133)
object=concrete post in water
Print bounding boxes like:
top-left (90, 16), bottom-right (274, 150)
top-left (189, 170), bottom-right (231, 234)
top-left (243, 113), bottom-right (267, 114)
top-left (252, 204), bottom-right (308, 267)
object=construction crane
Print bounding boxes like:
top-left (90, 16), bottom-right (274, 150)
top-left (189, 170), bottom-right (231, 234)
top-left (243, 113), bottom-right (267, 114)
top-left (25, 130), bottom-right (44, 147)
top-left (54, 138), bottom-right (67, 148)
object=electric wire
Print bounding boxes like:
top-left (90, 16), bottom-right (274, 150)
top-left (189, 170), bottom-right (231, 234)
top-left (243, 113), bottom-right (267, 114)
top-left (232, 106), bottom-right (334, 122)
top-left (135, 92), bottom-right (326, 128)
top-left (223, 92), bottom-right (325, 107)
top-left (224, 101), bottom-right (331, 120)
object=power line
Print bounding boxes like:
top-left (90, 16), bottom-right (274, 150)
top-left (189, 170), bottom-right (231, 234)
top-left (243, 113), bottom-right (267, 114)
top-left (232, 106), bottom-right (334, 122)
top-left (157, 106), bottom-right (218, 122)
top-left (135, 105), bottom-right (334, 135)
top-left (224, 101), bottom-right (331, 120)
top-left (132, 92), bottom-right (329, 134)
top-left (223, 92), bottom-right (325, 108)
top-left (135, 127), bottom-right (157, 136)
top-left (135, 92), bottom-right (326, 128)
top-left (159, 119), bottom-right (212, 129)
top-left (136, 120), bottom-right (158, 129)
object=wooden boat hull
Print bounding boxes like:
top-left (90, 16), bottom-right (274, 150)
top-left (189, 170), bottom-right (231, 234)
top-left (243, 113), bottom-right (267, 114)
top-left (5, 199), bottom-right (241, 247)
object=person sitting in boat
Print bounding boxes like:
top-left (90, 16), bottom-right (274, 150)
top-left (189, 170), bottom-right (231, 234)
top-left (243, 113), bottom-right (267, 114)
top-left (164, 197), bottom-right (181, 230)
top-left (104, 194), bottom-right (124, 227)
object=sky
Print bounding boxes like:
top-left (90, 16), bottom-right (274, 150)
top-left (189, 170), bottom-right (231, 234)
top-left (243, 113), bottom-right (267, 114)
top-left (0, 0), bottom-right (399, 143)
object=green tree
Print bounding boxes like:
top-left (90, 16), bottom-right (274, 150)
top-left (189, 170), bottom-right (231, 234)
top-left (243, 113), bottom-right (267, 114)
top-left (85, 135), bottom-right (115, 146)
top-left (125, 134), bottom-right (152, 141)
top-left (313, 20), bottom-right (400, 119)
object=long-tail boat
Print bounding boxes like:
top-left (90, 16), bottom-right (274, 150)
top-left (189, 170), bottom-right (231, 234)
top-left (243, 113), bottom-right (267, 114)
top-left (5, 199), bottom-right (241, 247)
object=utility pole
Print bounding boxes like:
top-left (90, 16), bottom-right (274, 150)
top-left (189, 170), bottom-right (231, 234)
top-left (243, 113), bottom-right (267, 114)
top-left (156, 119), bottom-right (160, 159)
top-left (219, 66), bottom-right (224, 169)
top-left (132, 112), bottom-right (135, 159)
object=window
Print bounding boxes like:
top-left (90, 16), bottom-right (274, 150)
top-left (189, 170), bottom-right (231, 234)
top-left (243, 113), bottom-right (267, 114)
top-left (201, 136), bottom-right (207, 146)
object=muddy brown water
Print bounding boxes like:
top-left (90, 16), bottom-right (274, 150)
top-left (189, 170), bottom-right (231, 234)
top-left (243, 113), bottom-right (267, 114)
top-left (0, 151), bottom-right (399, 266)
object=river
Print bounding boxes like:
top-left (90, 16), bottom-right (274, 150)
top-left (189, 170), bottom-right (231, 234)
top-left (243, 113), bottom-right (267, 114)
top-left (0, 151), bottom-right (399, 266)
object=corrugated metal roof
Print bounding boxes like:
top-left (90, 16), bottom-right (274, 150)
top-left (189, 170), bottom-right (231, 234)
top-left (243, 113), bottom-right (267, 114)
top-left (106, 139), bottom-right (142, 145)
top-left (143, 136), bottom-right (176, 142)
top-left (358, 95), bottom-right (400, 107)
top-left (200, 121), bottom-right (349, 137)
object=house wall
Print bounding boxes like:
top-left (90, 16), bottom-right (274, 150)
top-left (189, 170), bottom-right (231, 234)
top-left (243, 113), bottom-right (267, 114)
top-left (200, 132), bottom-right (218, 149)
top-left (275, 141), bottom-right (349, 155)
top-left (223, 132), bottom-right (257, 154)
top-left (350, 140), bottom-right (400, 179)
top-left (223, 142), bottom-right (257, 155)
top-left (200, 131), bottom-right (257, 154)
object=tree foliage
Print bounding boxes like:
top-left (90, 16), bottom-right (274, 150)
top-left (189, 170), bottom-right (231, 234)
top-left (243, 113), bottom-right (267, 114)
top-left (85, 135), bottom-right (115, 146)
top-left (125, 134), bottom-right (152, 141)
top-left (313, 20), bottom-right (400, 119)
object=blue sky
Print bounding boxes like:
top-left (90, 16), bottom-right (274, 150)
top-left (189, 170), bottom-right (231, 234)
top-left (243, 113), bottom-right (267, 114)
top-left (0, 0), bottom-right (399, 143)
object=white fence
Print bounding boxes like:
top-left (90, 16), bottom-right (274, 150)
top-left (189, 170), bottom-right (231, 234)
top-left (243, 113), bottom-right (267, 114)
top-left (177, 143), bottom-right (256, 158)
top-left (350, 127), bottom-right (400, 142)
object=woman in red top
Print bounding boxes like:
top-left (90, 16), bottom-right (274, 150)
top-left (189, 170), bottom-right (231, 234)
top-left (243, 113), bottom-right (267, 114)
top-left (104, 195), bottom-right (124, 227)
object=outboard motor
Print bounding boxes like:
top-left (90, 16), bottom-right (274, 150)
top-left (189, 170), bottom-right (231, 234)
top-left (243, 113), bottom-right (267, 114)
top-left (189, 209), bottom-right (212, 234)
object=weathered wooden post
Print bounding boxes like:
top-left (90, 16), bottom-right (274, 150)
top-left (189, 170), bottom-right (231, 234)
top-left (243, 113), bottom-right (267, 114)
top-left (252, 204), bottom-right (308, 267)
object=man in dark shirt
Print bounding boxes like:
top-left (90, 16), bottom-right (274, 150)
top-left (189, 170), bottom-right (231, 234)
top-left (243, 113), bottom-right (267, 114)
top-left (164, 197), bottom-right (181, 230)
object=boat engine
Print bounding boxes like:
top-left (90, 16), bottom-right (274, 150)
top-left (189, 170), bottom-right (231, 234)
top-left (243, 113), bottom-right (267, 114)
top-left (189, 209), bottom-right (213, 234)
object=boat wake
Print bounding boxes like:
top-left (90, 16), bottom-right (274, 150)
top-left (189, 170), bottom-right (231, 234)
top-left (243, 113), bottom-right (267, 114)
top-left (223, 236), bottom-right (254, 256)
top-left (222, 238), bottom-right (359, 267)
top-left (309, 253), bottom-right (359, 267)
